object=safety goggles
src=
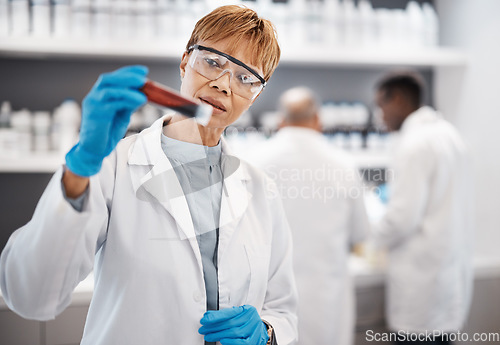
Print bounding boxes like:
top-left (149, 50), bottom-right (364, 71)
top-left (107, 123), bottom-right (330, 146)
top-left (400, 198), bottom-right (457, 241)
top-left (187, 44), bottom-right (266, 100)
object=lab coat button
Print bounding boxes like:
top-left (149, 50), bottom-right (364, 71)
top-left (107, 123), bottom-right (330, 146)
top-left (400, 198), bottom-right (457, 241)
top-left (193, 291), bottom-right (203, 303)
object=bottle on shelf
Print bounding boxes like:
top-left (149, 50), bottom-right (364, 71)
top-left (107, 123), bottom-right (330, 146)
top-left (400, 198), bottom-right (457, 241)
top-left (135, 0), bottom-right (155, 40)
top-left (31, 0), bottom-right (51, 37)
top-left (0, 0), bottom-right (10, 36)
top-left (406, 1), bottom-right (425, 48)
top-left (305, 0), bottom-right (323, 44)
top-left (323, 0), bottom-right (342, 47)
top-left (91, 0), bottom-right (111, 40)
top-left (0, 0), bottom-right (442, 52)
top-left (0, 101), bottom-right (17, 156)
top-left (156, 0), bottom-right (176, 42)
top-left (51, 99), bottom-right (81, 155)
top-left (10, 108), bottom-right (32, 154)
top-left (320, 101), bottom-right (370, 131)
top-left (288, 0), bottom-right (308, 47)
top-left (32, 111), bottom-right (52, 153)
top-left (0, 101), bottom-right (11, 128)
top-left (358, 0), bottom-right (376, 48)
top-left (52, 0), bottom-right (71, 38)
top-left (71, 0), bottom-right (91, 38)
top-left (111, 0), bottom-right (133, 40)
top-left (422, 2), bottom-right (439, 47)
top-left (342, 0), bottom-right (361, 47)
top-left (9, 0), bottom-right (30, 36)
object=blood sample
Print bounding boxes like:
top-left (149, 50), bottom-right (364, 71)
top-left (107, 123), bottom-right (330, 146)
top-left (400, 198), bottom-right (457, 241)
top-left (141, 80), bottom-right (212, 125)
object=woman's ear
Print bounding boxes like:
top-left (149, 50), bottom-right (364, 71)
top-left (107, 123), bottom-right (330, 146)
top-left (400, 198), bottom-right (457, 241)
top-left (179, 51), bottom-right (189, 79)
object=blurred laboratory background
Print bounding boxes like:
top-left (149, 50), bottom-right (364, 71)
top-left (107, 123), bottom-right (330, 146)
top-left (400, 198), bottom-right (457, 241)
top-left (0, 0), bottom-right (499, 344)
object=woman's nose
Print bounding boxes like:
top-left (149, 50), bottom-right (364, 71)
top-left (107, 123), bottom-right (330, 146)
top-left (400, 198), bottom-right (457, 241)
top-left (209, 70), bottom-right (232, 96)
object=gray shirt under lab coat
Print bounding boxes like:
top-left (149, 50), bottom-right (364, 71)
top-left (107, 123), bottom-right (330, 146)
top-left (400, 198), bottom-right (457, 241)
top-left (160, 133), bottom-right (222, 312)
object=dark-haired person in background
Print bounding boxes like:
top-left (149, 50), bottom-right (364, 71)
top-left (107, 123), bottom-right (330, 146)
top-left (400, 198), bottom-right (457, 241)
top-left (371, 72), bottom-right (474, 345)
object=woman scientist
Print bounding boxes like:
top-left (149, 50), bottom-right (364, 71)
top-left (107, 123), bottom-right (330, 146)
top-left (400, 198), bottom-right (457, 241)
top-left (0, 5), bottom-right (297, 345)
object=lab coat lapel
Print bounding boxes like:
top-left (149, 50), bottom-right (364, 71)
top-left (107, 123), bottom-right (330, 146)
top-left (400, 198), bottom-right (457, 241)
top-left (218, 139), bottom-right (252, 260)
top-left (128, 116), bottom-right (197, 244)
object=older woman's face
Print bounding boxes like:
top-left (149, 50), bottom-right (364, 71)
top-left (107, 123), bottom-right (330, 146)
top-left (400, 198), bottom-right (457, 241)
top-left (179, 37), bottom-right (264, 129)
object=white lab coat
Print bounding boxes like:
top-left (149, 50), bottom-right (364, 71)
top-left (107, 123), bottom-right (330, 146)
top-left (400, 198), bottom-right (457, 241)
top-left (372, 106), bottom-right (474, 333)
top-left (247, 127), bottom-right (369, 345)
top-left (0, 115), bottom-right (298, 345)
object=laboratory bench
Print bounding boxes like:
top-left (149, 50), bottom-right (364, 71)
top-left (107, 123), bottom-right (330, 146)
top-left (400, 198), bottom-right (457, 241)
top-left (1, 256), bottom-right (499, 345)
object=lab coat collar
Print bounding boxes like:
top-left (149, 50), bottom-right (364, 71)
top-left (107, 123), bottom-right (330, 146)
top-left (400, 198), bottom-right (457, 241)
top-left (400, 106), bottom-right (440, 133)
top-left (127, 114), bottom-right (251, 245)
top-left (128, 115), bottom-right (196, 243)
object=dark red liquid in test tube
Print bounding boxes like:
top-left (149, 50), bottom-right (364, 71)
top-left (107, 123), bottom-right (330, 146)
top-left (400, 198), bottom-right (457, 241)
top-left (141, 80), bottom-right (211, 121)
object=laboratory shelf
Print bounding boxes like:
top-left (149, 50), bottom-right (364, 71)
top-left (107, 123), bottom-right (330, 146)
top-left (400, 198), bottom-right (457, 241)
top-left (281, 45), bottom-right (468, 68)
top-left (0, 153), bottom-right (63, 173)
top-left (0, 37), bottom-right (187, 62)
top-left (0, 37), bottom-right (468, 68)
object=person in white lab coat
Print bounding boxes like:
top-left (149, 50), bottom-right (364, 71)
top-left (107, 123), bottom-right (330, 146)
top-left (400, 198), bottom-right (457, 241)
top-left (372, 72), bottom-right (473, 344)
top-left (248, 87), bottom-right (369, 345)
top-left (0, 6), bottom-right (297, 345)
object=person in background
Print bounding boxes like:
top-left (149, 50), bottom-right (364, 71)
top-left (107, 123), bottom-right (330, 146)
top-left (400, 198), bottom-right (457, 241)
top-left (0, 6), bottom-right (297, 345)
top-left (248, 87), bottom-right (369, 345)
top-left (372, 71), bottom-right (474, 345)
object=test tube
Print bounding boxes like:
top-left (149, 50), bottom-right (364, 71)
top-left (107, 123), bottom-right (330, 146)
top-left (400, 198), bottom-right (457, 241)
top-left (141, 80), bottom-right (212, 126)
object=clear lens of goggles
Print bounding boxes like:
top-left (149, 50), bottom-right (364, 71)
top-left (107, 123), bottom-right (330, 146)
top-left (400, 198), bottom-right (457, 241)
top-left (188, 48), bottom-right (264, 100)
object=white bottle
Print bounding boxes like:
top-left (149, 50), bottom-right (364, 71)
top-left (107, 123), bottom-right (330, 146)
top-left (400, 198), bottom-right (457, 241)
top-left (32, 111), bottom-right (52, 152)
top-left (0, 101), bottom-right (18, 156)
top-left (358, 0), bottom-right (376, 48)
top-left (0, 101), bottom-right (11, 128)
top-left (111, 0), bottom-right (132, 40)
top-left (288, 0), bottom-right (308, 47)
top-left (52, 0), bottom-right (71, 38)
top-left (52, 99), bottom-right (80, 154)
top-left (422, 3), bottom-right (439, 47)
top-left (352, 102), bottom-right (369, 126)
top-left (392, 9), bottom-right (407, 48)
top-left (322, 0), bottom-right (342, 47)
top-left (319, 101), bottom-right (338, 131)
top-left (270, 1), bottom-right (290, 47)
top-left (71, 0), bottom-right (91, 38)
top-left (31, 0), bottom-right (51, 37)
top-left (135, 0), bottom-right (155, 40)
top-left (176, 0), bottom-right (195, 44)
top-left (92, 0), bottom-right (111, 40)
top-left (156, 0), bottom-right (176, 42)
top-left (342, 0), bottom-right (360, 47)
top-left (9, 0), bottom-right (30, 36)
top-left (375, 8), bottom-right (392, 48)
top-left (366, 132), bottom-right (381, 151)
top-left (0, 0), bottom-right (9, 36)
top-left (10, 109), bottom-right (32, 154)
top-left (406, 1), bottom-right (425, 48)
top-left (337, 102), bottom-right (351, 127)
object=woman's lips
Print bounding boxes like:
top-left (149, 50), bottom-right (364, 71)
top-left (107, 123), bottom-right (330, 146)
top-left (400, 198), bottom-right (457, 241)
top-left (200, 97), bottom-right (227, 114)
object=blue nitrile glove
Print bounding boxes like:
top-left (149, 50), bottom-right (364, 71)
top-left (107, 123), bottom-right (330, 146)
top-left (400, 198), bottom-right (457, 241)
top-left (376, 183), bottom-right (390, 204)
top-left (199, 305), bottom-right (269, 345)
top-left (65, 65), bottom-right (148, 176)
